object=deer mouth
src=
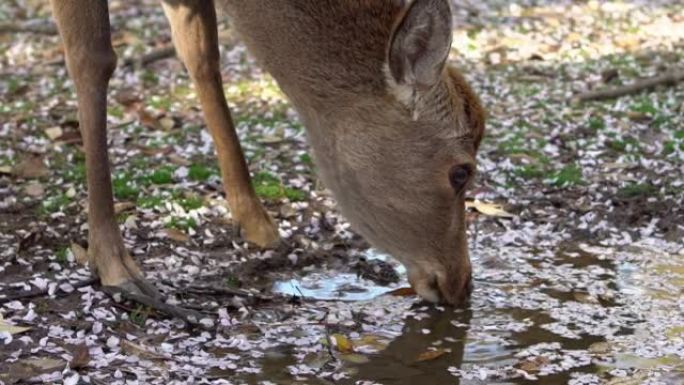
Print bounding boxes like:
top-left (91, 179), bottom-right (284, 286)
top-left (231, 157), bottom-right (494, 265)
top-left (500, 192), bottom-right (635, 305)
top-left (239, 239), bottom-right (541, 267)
top-left (406, 259), bottom-right (472, 305)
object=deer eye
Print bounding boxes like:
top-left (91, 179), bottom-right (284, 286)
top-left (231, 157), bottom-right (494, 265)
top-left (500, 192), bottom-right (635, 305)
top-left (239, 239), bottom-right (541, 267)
top-left (448, 164), bottom-right (471, 192)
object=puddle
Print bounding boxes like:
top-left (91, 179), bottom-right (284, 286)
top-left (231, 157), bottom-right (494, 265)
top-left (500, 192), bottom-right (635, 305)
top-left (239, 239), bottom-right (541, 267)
top-left (245, 237), bottom-right (684, 384)
top-left (272, 249), bottom-right (408, 301)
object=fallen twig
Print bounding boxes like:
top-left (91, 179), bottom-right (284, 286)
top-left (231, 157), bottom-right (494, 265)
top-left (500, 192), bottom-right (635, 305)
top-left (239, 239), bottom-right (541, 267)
top-left (186, 284), bottom-right (271, 301)
top-left (122, 46), bottom-right (176, 68)
top-left (0, 277), bottom-right (98, 304)
top-left (46, 46), bottom-right (177, 69)
top-left (0, 21), bottom-right (58, 35)
top-left (102, 286), bottom-right (206, 327)
top-left (575, 69), bottom-right (684, 102)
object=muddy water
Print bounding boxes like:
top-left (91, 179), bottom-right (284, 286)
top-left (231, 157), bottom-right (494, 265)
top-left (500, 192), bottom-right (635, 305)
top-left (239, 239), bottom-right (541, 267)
top-left (251, 237), bottom-right (683, 384)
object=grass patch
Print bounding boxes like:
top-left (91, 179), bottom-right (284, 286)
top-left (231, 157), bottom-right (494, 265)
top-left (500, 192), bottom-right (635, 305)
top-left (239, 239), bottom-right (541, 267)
top-left (299, 153), bottom-right (313, 166)
top-left (588, 116), bottom-right (606, 131)
top-left (224, 274), bottom-right (241, 288)
top-left (548, 164), bottom-right (583, 187)
top-left (253, 171), bottom-right (305, 201)
top-left (113, 173), bottom-right (140, 200)
top-left (55, 247), bottom-right (69, 265)
top-left (514, 164), bottom-right (546, 179)
top-left (129, 304), bottom-right (150, 327)
top-left (137, 195), bottom-right (164, 209)
top-left (188, 164), bottom-right (213, 182)
top-left (606, 135), bottom-right (641, 153)
top-left (618, 183), bottom-right (657, 198)
top-left (177, 195), bottom-right (203, 211)
top-left (40, 193), bottom-right (71, 215)
top-left (147, 167), bottom-right (174, 185)
top-left (166, 216), bottom-right (198, 231)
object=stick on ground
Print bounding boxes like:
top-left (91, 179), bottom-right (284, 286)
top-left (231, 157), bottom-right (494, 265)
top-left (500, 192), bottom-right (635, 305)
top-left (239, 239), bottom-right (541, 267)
top-left (575, 69), bottom-right (684, 102)
top-left (0, 21), bottom-right (58, 35)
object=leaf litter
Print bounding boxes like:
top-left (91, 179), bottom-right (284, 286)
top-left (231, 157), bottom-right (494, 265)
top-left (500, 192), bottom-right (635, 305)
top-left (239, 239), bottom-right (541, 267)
top-left (0, 0), bottom-right (683, 384)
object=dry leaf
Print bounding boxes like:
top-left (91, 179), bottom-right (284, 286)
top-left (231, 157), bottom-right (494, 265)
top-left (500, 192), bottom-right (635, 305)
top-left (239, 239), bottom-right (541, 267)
top-left (44, 126), bottom-right (63, 140)
top-left (0, 314), bottom-right (31, 335)
top-left (330, 334), bottom-right (353, 353)
top-left (386, 287), bottom-right (416, 297)
top-left (589, 341), bottom-right (611, 354)
top-left (121, 340), bottom-right (165, 361)
top-left (465, 200), bottom-right (515, 218)
top-left (114, 88), bottom-right (142, 106)
top-left (114, 202), bottom-right (136, 215)
top-left (416, 349), bottom-right (446, 362)
top-left (517, 356), bottom-right (550, 372)
top-left (0, 357), bottom-right (65, 384)
top-left (24, 182), bottom-right (44, 197)
top-left (69, 343), bottom-right (90, 369)
top-left (159, 117), bottom-right (175, 130)
top-left (0, 165), bottom-right (12, 174)
top-left (168, 153), bottom-right (191, 166)
top-left (70, 243), bottom-right (89, 266)
top-left (136, 108), bottom-right (162, 130)
top-left (137, 145), bottom-right (172, 156)
top-left (12, 155), bottom-right (48, 179)
top-left (165, 228), bottom-right (190, 243)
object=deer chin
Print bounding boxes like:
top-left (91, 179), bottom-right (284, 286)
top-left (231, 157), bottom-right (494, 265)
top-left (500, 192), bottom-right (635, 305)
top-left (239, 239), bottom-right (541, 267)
top-left (404, 256), bottom-right (472, 305)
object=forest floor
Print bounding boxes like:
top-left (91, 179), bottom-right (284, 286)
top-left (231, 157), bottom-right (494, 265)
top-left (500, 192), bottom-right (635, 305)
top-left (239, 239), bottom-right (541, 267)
top-left (0, 1), bottom-right (683, 384)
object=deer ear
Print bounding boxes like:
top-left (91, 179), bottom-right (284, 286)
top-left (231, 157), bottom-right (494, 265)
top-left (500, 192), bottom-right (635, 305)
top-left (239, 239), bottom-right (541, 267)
top-left (388, 0), bottom-right (452, 91)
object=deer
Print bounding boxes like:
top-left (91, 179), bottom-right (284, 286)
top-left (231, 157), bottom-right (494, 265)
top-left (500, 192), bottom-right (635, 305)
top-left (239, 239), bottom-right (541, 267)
top-left (49, 0), bottom-right (485, 310)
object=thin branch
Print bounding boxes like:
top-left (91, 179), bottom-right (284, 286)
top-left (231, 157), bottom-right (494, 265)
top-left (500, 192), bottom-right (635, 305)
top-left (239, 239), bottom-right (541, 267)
top-left (0, 21), bottom-right (58, 35)
top-left (575, 69), bottom-right (684, 102)
top-left (122, 46), bottom-right (177, 68)
top-left (102, 286), bottom-right (206, 327)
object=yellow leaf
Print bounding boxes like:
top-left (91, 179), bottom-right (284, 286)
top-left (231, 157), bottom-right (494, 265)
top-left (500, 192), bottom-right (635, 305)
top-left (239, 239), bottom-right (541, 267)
top-left (0, 314), bottom-right (31, 335)
top-left (466, 200), bottom-right (515, 218)
top-left (331, 334), bottom-right (353, 353)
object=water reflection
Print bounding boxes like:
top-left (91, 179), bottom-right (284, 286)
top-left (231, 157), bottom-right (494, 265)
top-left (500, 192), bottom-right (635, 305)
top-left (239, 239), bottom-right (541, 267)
top-left (254, 239), bottom-right (682, 384)
top-left (347, 307), bottom-right (472, 385)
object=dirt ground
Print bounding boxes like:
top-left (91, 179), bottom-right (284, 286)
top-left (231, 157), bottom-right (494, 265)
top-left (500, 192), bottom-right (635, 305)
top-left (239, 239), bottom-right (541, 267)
top-left (1, 1), bottom-right (683, 384)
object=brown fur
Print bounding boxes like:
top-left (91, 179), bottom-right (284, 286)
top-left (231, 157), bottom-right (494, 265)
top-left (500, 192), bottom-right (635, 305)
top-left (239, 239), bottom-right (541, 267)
top-left (49, 0), bottom-right (485, 304)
